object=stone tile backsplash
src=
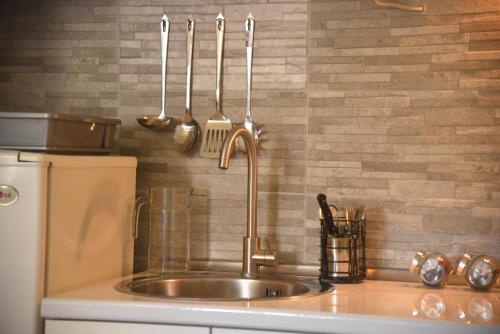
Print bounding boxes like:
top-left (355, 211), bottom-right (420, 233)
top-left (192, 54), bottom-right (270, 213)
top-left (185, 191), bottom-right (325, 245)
top-left (0, 0), bottom-right (499, 272)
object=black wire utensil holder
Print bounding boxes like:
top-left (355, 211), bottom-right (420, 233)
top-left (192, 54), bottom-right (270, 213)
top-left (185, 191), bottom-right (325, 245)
top-left (319, 215), bottom-right (366, 284)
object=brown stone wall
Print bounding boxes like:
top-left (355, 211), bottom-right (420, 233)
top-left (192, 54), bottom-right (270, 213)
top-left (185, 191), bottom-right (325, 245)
top-left (0, 0), bottom-right (119, 116)
top-left (306, 0), bottom-right (500, 268)
top-left (0, 0), bottom-right (498, 272)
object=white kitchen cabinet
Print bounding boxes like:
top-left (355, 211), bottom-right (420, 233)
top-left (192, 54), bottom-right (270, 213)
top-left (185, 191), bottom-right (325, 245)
top-left (45, 320), bottom-right (310, 334)
top-left (45, 320), bottom-right (209, 334)
top-left (213, 328), bottom-right (305, 334)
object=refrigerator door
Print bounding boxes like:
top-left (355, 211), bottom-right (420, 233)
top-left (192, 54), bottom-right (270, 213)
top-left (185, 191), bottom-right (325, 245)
top-left (19, 152), bottom-right (137, 296)
top-left (0, 150), bottom-right (49, 334)
top-left (0, 151), bottom-right (137, 334)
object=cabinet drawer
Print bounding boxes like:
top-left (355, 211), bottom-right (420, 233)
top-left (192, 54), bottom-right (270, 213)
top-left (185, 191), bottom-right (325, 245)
top-left (45, 320), bottom-right (209, 334)
top-left (213, 328), bottom-right (305, 334)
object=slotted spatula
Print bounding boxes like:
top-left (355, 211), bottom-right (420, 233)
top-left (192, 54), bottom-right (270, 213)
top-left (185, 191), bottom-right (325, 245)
top-left (200, 13), bottom-right (232, 158)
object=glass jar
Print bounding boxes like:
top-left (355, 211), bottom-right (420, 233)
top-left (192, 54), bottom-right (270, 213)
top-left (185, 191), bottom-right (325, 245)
top-left (409, 251), bottom-right (454, 288)
top-left (456, 254), bottom-right (498, 291)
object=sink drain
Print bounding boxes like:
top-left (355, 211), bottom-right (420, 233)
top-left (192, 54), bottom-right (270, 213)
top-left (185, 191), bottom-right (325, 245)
top-left (265, 287), bottom-right (283, 297)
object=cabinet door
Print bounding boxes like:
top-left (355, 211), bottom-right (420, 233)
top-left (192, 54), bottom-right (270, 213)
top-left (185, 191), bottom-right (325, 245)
top-left (213, 328), bottom-right (305, 334)
top-left (46, 320), bottom-right (209, 334)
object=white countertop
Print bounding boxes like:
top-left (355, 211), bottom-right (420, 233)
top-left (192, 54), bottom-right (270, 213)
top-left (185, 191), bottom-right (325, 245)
top-left (41, 274), bottom-right (500, 334)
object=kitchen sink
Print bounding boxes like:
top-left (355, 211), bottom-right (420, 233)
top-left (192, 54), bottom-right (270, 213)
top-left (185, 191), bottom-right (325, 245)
top-left (115, 273), bottom-right (332, 301)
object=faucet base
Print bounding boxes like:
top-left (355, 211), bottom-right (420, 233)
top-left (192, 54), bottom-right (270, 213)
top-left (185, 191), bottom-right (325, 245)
top-left (242, 236), bottom-right (260, 278)
top-left (242, 236), bottom-right (278, 278)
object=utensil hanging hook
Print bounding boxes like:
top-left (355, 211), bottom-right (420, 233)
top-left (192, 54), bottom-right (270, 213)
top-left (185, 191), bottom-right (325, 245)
top-left (373, 0), bottom-right (424, 12)
top-left (216, 13), bottom-right (224, 32)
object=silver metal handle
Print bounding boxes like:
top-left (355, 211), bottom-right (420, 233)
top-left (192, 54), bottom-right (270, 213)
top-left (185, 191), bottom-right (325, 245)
top-left (160, 15), bottom-right (170, 119)
top-left (132, 196), bottom-right (149, 239)
top-left (252, 237), bottom-right (278, 267)
top-left (215, 13), bottom-right (225, 118)
top-left (185, 17), bottom-right (195, 122)
top-left (245, 14), bottom-right (254, 123)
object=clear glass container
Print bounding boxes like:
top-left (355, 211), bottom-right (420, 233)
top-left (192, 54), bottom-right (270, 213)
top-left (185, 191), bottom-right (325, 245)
top-left (134, 186), bottom-right (193, 273)
top-left (409, 251), bottom-right (454, 288)
top-left (456, 254), bottom-right (498, 291)
top-left (148, 186), bottom-right (193, 273)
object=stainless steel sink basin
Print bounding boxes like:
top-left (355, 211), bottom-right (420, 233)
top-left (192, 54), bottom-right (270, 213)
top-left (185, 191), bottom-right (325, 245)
top-left (115, 273), bottom-right (332, 301)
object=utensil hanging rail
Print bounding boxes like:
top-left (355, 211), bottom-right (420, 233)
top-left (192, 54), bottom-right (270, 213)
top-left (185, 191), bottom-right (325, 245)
top-left (373, 0), bottom-right (424, 12)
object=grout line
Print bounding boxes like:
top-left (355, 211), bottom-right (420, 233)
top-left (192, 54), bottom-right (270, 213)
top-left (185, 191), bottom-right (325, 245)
top-left (302, 0), bottom-right (312, 263)
top-left (117, 0), bottom-right (122, 120)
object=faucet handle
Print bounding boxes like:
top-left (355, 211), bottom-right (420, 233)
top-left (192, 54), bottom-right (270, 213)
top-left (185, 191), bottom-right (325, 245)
top-left (255, 238), bottom-right (278, 267)
top-left (264, 238), bottom-right (273, 252)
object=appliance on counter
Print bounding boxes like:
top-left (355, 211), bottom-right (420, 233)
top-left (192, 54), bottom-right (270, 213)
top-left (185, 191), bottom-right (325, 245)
top-left (0, 112), bottom-right (120, 153)
top-left (0, 150), bottom-right (137, 334)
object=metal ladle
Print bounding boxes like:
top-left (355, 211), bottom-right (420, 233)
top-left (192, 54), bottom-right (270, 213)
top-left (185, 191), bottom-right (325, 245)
top-left (137, 15), bottom-right (173, 130)
top-left (174, 17), bottom-right (200, 153)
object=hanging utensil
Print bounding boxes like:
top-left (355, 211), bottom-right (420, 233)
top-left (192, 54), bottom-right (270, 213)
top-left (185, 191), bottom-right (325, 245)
top-left (174, 17), bottom-right (200, 154)
top-left (137, 15), bottom-right (174, 130)
top-left (237, 14), bottom-right (261, 153)
top-left (200, 13), bottom-right (233, 158)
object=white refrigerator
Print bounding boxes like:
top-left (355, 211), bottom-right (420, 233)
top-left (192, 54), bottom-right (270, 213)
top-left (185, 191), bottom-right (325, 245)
top-left (0, 150), bottom-right (136, 334)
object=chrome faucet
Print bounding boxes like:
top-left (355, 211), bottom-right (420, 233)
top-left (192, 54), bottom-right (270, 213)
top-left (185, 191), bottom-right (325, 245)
top-left (219, 127), bottom-right (278, 278)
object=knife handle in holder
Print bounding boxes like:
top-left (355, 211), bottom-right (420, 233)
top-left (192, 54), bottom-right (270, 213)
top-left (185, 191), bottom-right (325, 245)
top-left (317, 193), bottom-right (337, 236)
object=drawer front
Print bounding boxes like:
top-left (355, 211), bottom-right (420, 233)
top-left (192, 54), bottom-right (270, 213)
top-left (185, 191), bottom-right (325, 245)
top-left (213, 328), bottom-right (306, 334)
top-left (45, 320), bottom-right (209, 334)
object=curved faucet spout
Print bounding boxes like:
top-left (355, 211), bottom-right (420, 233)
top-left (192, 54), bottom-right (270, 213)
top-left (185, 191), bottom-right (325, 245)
top-left (219, 127), bottom-right (276, 278)
top-left (219, 127), bottom-right (257, 238)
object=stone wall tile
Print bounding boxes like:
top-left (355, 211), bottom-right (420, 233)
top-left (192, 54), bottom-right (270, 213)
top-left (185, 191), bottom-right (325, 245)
top-left (310, 1), bottom-right (359, 13)
top-left (388, 180), bottom-right (455, 199)
top-left (399, 43), bottom-right (469, 55)
top-left (391, 25), bottom-right (459, 36)
top-left (364, 54), bottom-right (431, 65)
top-left (461, 21), bottom-right (500, 33)
top-left (424, 108), bottom-right (495, 126)
top-left (470, 31), bottom-right (500, 41)
top-left (429, 0), bottom-right (500, 15)
top-left (399, 33), bottom-right (470, 47)
top-left (423, 215), bottom-right (492, 236)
